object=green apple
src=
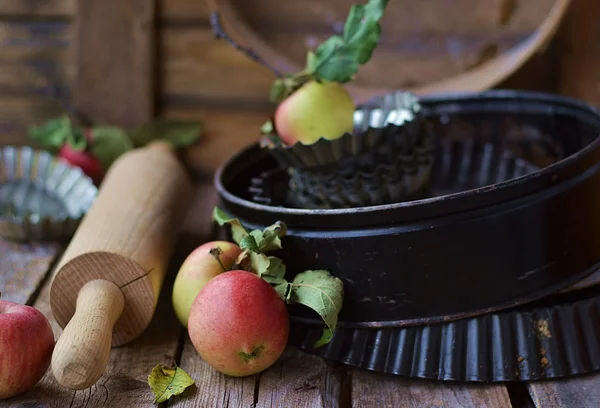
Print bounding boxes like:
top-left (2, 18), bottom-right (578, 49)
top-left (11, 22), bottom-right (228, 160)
top-left (274, 80), bottom-right (355, 146)
top-left (172, 240), bottom-right (243, 327)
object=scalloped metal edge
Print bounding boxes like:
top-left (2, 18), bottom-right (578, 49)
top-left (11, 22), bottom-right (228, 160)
top-left (289, 284), bottom-right (600, 382)
top-left (260, 91), bottom-right (429, 170)
top-left (0, 146), bottom-right (98, 241)
top-left (250, 138), bottom-right (540, 209)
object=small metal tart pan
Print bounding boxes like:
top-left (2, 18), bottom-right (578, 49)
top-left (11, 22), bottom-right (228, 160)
top-left (214, 90), bottom-right (600, 327)
top-left (0, 146), bottom-right (98, 241)
top-left (288, 281), bottom-right (600, 382)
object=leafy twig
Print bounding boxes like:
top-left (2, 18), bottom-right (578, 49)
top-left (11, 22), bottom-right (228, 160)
top-left (210, 11), bottom-right (284, 78)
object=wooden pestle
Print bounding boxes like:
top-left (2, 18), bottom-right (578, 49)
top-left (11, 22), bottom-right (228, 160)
top-left (49, 141), bottom-right (193, 390)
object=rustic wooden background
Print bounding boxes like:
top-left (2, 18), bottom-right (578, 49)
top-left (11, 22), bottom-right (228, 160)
top-left (0, 0), bottom-right (598, 178)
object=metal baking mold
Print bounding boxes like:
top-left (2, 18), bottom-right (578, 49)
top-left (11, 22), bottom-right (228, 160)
top-left (0, 146), bottom-right (98, 241)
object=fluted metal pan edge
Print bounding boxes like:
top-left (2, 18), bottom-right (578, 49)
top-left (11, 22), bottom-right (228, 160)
top-left (0, 146), bottom-right (98, 241)
top-left (289, 282), bottom-right (600, 382)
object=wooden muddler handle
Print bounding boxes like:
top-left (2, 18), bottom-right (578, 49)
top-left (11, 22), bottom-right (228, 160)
top-left (51, 280), bottom-right (125, 389)
top-left (49, 142), bottom-right (193, 390)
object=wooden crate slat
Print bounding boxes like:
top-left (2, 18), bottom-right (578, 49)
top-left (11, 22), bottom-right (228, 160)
top-left (0, 21), bottom-right (70, 61)
top-left (0, 95), bottom-right (65, 144)
top-left (74, 0), bottom-right (155, 128)
top-left (0, 19), bottom-right (72, 146)
top-left (159, 26), bottom-right (557, 105)
top-left (0, 0), bottom-right (74, 18)
top-left (0, 240), bottom-right (60, 305)
top-left (163, 106), bottom-right (268, 176)
top-left (256, 347), bottom-right (343, 408)
top-left (160, 26), bottom-right (274, 105)
top-left (351, 370), bottom-right (513, 408)
top-left (527, 375), bottom-right (600, 407)
top-left (171, 338), bottom-right (257, 407)
top-left (557, 0), bottom-right (600, 107)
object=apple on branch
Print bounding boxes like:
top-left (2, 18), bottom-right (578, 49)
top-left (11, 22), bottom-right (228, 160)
top-left (210, 0), bottom-right (390, 146)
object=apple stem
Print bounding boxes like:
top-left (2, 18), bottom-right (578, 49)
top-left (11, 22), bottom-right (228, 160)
top-left (210, 12), bottom-right (284, 78)
top-left (209, 247), bottom-right (228, 272)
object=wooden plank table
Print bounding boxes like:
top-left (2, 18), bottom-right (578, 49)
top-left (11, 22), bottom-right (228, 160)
top-left (2, 181), bottom-right (600, 408)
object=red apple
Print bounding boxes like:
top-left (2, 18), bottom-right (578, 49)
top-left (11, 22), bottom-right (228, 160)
top-left (0, 300), bottom-right (55, 399)
top-left (187, 270), bottom-right (289, 377)
top-left (274, 80), bottom-right (355, 146)
top-left (58, 128), bottom-right (104, 185)
top-left (172, 241), bottom-right (243, 328)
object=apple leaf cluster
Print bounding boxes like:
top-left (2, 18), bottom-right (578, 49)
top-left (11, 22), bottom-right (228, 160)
top-left (269, 0), bottom-right (390, 104)
top-left (148, 363), bottom-right (195, 404)
top-left (213, 206), bottom-right (344, 348)
top-left (28, 115), bottom-right (202, 171)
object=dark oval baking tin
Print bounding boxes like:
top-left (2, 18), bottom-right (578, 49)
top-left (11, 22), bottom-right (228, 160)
top-left (214, 90), bottom-right (600, 327)
top-left (288, 282), bottom-right (600, 382)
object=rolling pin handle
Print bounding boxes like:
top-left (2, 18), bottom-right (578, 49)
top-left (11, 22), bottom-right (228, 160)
top-left (51, 279), bottom-right (125, 390)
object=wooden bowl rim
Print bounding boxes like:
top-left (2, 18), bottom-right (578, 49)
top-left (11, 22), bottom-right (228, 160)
top-left (204, 0), bottom-right (571, 103)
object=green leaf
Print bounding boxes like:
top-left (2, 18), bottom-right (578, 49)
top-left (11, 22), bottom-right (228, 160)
top-left (314, 328), bottom-right (333, 348)
top-left (89, 126), bottom-right (134, 170)
top-left (249, 251), bottom-right (271, 276)
top-left (212, 207), bottom-right (249, 245)
top-left (148, 364), bottom-right (195, 404)
top-left (243, 222), bottom-right (286, 254)
top-left (265, 256), bottom-right (286, 279)
top-left (240, 234), bottom-right (260, 253)
top-left (269, 78), bottom-right (288, 103)
top-left (66, 127), bottom-right (88, 151)
top-left (273, 280), bottom-right (293, 302)
top-left (27, 116), bottom-right (76, 153)
top-left (311, 36), bottom-right (360, 83)
top-left (261, 120), bottom-right (274, 135)
top-left (129, 119), bottom-right (202, 148)
top-left (307, 0), bottom-right (389, 83)
top-left (289, 270), bottom-right (344, 347)
top-left (258, 221), bottom-right (286, 252)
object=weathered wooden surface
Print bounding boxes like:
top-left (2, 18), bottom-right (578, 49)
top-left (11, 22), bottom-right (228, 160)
top-left (351, 370), bottom-right (513, 408)
top-left (0, 239), bottom-right (60, 304)
top-left (0, 0), bottom-right (74, 17)
top-left (255, 347), bottom-right (342, 408)
top-left (556, 0), bottom-right (600, 107)
top-left (171, 337), bottom-right (257, 407)
top-left (74, 0), bottom-right (155, 127)
top-left (527, 375), bottom-right (600, 408)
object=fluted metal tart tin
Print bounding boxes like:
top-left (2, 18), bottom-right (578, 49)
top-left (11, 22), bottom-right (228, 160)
top-left (289, 281), bottom-right (600, 382)
top-left (250, 138), bottom-right (539, 209)
top-left (214, 90), bottom-right (600, 328)
top-left (0, 146), bottom-right (98, 241)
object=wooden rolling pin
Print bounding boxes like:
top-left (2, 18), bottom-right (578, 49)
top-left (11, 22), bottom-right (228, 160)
top-left (49, 142), bottom-right (193, 390)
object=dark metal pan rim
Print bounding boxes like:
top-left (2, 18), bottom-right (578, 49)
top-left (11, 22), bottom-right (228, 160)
top-left (215, 90), bottom-right (600, 226)
top-left (287, 261), bottom-right (600, 329)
